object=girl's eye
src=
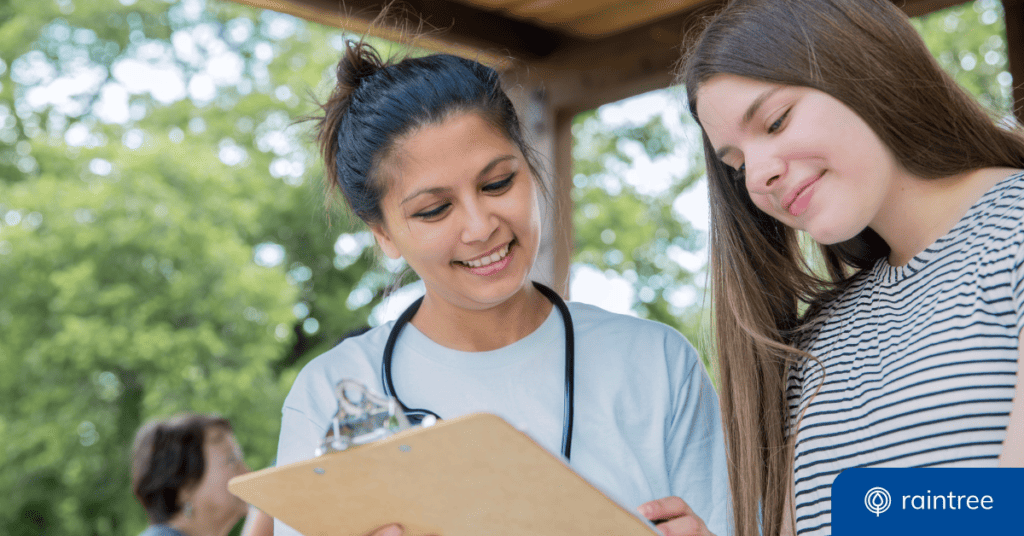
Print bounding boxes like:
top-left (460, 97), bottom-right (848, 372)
top-left (412, 203), bottom-right (451, 220)
top-left (483, 173), bottom-right (515, 193)
top-left (768, 109), bottom-right (790, 134)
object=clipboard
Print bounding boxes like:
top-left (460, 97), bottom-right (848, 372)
top-left (229, 412), bottom-right (659, 535)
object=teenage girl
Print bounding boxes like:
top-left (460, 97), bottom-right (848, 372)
top-left (680, 1), bottom-right (1024, 535)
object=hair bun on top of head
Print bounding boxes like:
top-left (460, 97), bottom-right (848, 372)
top-left (313, 40), bottom-right (532, 227)
top-left (313, 39), bottom-right (394, 224)
top-left (337, 40), bottom-right (387, 94)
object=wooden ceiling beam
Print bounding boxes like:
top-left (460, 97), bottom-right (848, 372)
top-left (224, 0), bottom-right (995, 112)
top-left (464, 0), bottom-right (528, 7)
top-left (520, 0), bottom-right (979, 113)
top-left (566, 0), bottom-right (701, 38)
top-left (531, 6), bottom-right (716, 114)
top-left (223, 0), bottom-right (573, 60)
top-left (898, 0), bottom-right (975, 17)
top-left (513, 0), bottom-right (624, 22)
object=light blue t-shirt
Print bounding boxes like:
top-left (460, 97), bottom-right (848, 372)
top-left (276, 301), bottom-right (731, 535)
top-left (138, 526), bottom-right (185, 536)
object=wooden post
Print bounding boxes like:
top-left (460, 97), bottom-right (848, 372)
top-left (498, 15), bottom-right (699, 297)
top-left (552, 109), bottom-right (575, 298)
top-left (502, 68), bottom-right (574, 297)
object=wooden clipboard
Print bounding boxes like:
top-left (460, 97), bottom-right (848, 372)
top-left (228, 412), bottom-right (658, 536)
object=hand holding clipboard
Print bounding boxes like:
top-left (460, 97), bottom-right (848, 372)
top-left (229, 379), bottom-right (658, 536)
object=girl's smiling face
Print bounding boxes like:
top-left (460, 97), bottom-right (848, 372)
top-left (370, 111), bottom-right (541, 312)
top-left (696, 74), bottom-right (904, 245)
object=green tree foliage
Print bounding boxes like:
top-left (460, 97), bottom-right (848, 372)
top-left (912, 0), bottom-right (1014, 117)
top-left (0, 0), bottom-right (386, 534)
top-left (0, 138), bottom-right (296, 535)
top-left (570, 105), bottom-right (710, 361)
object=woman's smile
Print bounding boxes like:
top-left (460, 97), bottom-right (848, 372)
top-left (370, 111), bottom-right (542, 312)
top-left (456, 239), bottom-right (514, 271)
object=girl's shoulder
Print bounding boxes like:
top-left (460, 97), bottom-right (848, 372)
top-left (973, 169), bottom-right (1024, 220)
top-left (942, 169), bottom-right (1024, 258)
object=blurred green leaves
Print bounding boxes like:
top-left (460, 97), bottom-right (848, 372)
top-left (0, 1), bottom-right (383, 533)
top-left (570, 105), bottom-right (709, 358)
top-left (912, 0), bottom-right (1014, 117)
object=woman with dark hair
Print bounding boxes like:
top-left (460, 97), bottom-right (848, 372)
top-left (679, 0), bottom-right (1024, 535)
top-left (131, 413), bottom-right (251, 536)
top-left (274, 41), bottom-right (730, 536)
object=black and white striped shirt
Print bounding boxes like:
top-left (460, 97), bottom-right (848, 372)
top-left (787, 171), bottom-right (1023, 536)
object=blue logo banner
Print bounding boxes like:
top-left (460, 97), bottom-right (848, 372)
top-left (833, 468), bottom-right (1024, 534)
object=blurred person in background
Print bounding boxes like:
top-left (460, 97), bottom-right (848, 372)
top-left (131, 413), bottom-right (251, 536)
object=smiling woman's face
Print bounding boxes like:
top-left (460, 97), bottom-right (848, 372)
top-left (696, 74), bottom-right (903, 245)
top-left (370, 111), bottom-right (541, 313)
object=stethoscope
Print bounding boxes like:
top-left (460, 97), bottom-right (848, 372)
top-left (381, 281), bottom-right (576, 460)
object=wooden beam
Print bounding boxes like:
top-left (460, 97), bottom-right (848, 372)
top-left (505, 7), bottom-right (713, 295)
top-left (532, 6), bottom-right (713, 114)
top-left (221, 0), bottom-right (572, 60)
top-left (502, 68), bottom-right (572, 294)
top-left (515, 0), bottom-right (624, 22)
top-left (566, 0), bottom-right (704, 38)
top-left (552, 109), bottom-right (575, 296)
top-left (1004, 0), bottom-right (1024, 123)
top-left (896, 0), bottom-right (972, 17)
top-left (467, 0), bottom-right (530, 7)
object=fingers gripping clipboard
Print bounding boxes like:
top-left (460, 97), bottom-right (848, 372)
top-left (228, 412), bottom-right (659, 535)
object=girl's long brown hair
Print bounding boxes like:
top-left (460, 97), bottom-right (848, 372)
top-left (680, 1), bottom-right (1024, 535)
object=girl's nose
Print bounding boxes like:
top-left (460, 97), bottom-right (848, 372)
top-left (744, 150), bottom-right (786, 195)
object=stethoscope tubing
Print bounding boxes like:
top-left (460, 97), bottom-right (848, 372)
top-left (380, 281), bottom-right (575, 460)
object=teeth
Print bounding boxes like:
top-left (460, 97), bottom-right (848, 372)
top-left (465, 244), bottom-right (510, 268)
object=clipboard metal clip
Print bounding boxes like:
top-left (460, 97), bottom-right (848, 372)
top-left (315, 379), bottom-right (425, 457)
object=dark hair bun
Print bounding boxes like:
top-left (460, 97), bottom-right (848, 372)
top-left (312, 41), bottom-right (538, 227)
top-left (337, 40), bottom-right (386, 101)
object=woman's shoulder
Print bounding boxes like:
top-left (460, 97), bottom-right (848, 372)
top-left (565, 302), bottom-right (708, 396)
top-left (567, 301), bottom-right (678, 331)
top-left (566, 301), bottom-right (697, 355)
top-left (297, 324), bottom-right (390, 372)
top-left (285, 323), bottom-right (392, 401)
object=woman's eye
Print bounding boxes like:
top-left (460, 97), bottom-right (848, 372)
top-left (412, 203), bottom-right (450, 220)
top-left (483, 173), bottom-right (515, 193)
top-left (768, 109), bottom-right (790, 134)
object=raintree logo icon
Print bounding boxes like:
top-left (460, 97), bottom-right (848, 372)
top-left (865, 487), bottom-right (892, 516)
